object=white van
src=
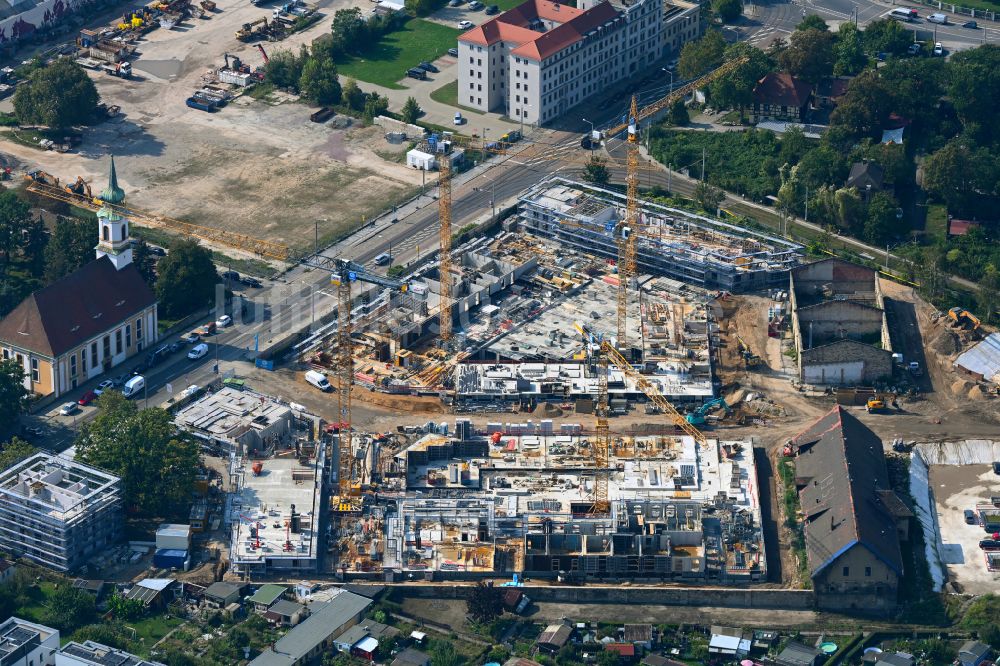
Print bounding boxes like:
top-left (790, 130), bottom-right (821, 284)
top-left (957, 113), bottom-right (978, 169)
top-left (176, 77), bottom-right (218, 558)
top-left (305, 370), bottom-right (332, 392)
top-left (123, 375), bottom-right (145, 398)
top-left (927, 12), bottom-right (948, 23)
top-left (187, 343), bottom-right (209, 360)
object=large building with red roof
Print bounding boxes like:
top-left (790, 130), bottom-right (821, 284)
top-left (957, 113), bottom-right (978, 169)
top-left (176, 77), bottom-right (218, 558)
top-left (457, 0), bottom-right (699, 124)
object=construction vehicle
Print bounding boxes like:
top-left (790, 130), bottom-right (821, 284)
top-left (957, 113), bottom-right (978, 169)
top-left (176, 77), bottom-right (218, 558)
top-left (256, 44), bottom-right (269, 64)
top-left (686, 398), bottom-right (730, 426)
top-left (24, 170), bottom-right (60, 186)
top-left (302, 258), bottom-right (409, 513)
top-left (65, 176), bottom-right (92, 199)
top-left (236, 17), bottom-right (268, 41)
top-left (735, 334), bottom-right (763, 368)
top-left (948, 306), bottom-right (981, 330)
top-left (866, 396), bottom-right (887, 413)
top-left (200, 0), bottom-right (216, 9)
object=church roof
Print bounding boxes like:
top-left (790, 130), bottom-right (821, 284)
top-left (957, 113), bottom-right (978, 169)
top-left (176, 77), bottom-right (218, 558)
top-left (0, 256), bottom-right (156, 358)
top-left (100, 156), bottom-right (126, 205)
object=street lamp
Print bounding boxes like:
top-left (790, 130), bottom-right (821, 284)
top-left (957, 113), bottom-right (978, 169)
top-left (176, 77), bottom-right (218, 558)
top-left (582, 118), bottom-right (595, 153)
top-left (474, 182), bottom-right (497, 225)
top-left (661, 67), bottom-right (674, 92)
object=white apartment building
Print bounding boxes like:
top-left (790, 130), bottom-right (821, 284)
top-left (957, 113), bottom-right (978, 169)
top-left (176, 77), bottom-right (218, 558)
top-left (457, 0), bottom-right (701, 125)
top-left (0, 453), bottom-right (123, 573)
top-left (0, 617), bottom-right (60, 666)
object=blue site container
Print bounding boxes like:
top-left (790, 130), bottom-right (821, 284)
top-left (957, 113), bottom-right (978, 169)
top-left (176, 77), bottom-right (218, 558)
top-left (154, 548), bottom-right (190, 571)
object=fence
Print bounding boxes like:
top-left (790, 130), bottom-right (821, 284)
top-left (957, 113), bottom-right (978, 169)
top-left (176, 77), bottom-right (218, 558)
top-left (895, 0), bottom-right (997, 21)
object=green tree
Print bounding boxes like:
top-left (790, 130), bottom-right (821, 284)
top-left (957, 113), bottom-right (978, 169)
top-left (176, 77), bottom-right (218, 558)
top-left (430, 640), bottom-right (460, 666)
top-left (779, 126), bottom-right (809, 165)
top-left (582, 156), bottom-right (610, 186)
top-left (0, 436), bottom-right (35, 469)
top-left (331, 8), bottom-right (367, 51)
top-left (707, 42), bottom-right (774, 118)
top-left (131, 239), bottom-right (157, 287)
top-left (0, 190), bottom-right (33, 266)
top-left (363, 91), bottom-right (389, 122)
top-left (977, 265), bottom-right (1000, 325)
top-left (795, 144), bottom-right (848, 190)
top-left (73, 624), bottom-right (138, 653)
top-left (946, 44), bottom-right (1000, 145)
top-left (43, 217), bottom-right (94, 283)
top-left (299, 55), bottom-right (342, 105)
top-left (796, 14), bottom-right (828, 31)
top-left (829, 70), bottom-right (893, 141)
top-left (465, 580), bottom-right (504, 624)
top-left (76, 391), bottom-right (200, 518)
top-left (342, 78), bottom-right (365, 111)
top-left (923, 139), bottom-right (1000, 214)
top-left (401, 96), bottom-right (423, 124)
top-left (154, 239), bottom-right (217, 319)
top-left (107, 592), bottom-right (146, 621)
top-left (695, 181), bottom-right (725, 212)
top-left (0, 360), bottom-right (29, 431)
top-left (264, 48), bottom-right (306, 91)
top-left (597, 650), bottom-right (620, 666)
top-left (665, 97), bottom-right (689, 126)
top-left (13, 58), bottom-right (99, 129)
top-left (833, 22), bottom-right (866, 76)
top-left (712, 0), bottom-right (741, 22)
top-left (678, 30), bottom-right (726, 79)
top-left (43, 585), bottom-right (96, 632)
top-left (778, 28), bottom-right (835, 83)
top-left (20, 217), bottom-right (48, 277)
top-left (862, 18), bottom-right (912, 57)
top-left (863, 191), bottom-right (898, 245)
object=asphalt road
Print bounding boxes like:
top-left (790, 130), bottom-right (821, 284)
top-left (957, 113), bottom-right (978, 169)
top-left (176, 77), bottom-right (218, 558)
top-left (741, 0), bottom-right (998, 51)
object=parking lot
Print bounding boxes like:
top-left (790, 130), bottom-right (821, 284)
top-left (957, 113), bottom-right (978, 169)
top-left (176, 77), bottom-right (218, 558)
top-left (928, 463), bottom-right (1000, 590)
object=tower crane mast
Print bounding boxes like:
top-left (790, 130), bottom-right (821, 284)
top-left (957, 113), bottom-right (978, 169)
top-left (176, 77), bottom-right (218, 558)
top-left (438, 158), bottom-right (453, 343)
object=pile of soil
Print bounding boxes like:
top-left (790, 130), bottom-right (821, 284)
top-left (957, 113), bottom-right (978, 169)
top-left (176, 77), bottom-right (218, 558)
top-left (951, 379), bottom-right (974, 396)
top-left (533, 402), bottom-right (563, 417)
top-left (931, 327), bottom-right (962, 356)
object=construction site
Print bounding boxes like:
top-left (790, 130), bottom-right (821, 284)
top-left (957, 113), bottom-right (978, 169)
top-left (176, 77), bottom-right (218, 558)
top-left (174, 387), bottom-right (326, 575)
top-left (324, 418), bottom-right (768, 583)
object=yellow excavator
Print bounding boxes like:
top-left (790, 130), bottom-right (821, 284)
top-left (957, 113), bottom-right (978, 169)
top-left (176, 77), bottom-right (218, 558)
top-left (236, 17), bottom-right (268, 41)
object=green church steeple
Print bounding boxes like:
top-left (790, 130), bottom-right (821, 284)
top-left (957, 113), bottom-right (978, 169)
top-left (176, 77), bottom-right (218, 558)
top-left (100, 155), bottom-right (126, 205)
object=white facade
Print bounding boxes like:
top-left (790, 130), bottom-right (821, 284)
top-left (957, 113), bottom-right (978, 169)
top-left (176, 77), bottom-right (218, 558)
top-left (458, 0), bottom-right (701, 125)
top-left (0, 617), bottom-right (60, 666)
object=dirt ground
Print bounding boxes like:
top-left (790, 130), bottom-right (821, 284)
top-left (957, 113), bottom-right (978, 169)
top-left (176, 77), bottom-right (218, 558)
top-left (0, 0), bottom-right (422, 253)
top-left (928, 464), bottom-right (1000, 591)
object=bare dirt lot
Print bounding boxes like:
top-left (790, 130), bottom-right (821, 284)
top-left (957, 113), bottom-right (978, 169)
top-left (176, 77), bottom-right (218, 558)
top-left (0, 0), bottom-right (423, 254)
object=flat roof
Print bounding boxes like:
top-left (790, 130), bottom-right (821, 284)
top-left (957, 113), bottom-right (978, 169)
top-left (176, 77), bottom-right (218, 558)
top-left (0, 452), bottom-right (120, 522)
top-left (174, 387), bottom-right (291, 441)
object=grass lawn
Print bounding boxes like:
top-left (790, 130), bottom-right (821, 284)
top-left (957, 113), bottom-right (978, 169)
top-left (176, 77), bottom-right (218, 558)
top-left (128, 614), bottom-right (185, 650)
top-left (429, 80), bottom-right (485, 115)
top-left (947, 0), bottom-right (1000, 11)
top-left (492, 0), bottom-right (527, 9)
top-left (924, 203), bottom-right (948, 243)
top-left (336, 19), bottom-right (460, 90)
top-left (14, 582), bottom-right (58, 624)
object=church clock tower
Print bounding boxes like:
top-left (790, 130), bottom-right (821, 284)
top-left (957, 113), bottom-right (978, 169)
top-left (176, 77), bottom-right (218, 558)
top-left (95, 156), bottom-right (133, 271)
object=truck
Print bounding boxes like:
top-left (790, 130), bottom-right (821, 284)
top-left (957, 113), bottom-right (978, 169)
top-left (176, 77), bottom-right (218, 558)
top-left (102, 62), bottom-right (132, 78)
top-left (927, 12), bottom-right (948, 23)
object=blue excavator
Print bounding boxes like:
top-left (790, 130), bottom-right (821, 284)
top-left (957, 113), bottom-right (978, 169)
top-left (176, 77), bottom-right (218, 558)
top-left (685, 398), bottom-right (730, 426)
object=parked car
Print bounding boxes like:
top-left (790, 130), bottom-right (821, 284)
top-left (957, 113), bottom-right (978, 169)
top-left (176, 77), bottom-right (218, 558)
top-left (96, 379), bottom-right (115, 393)
top-left (406, 67), bottom-right (428, 80)
top-left (993, 461), bottom-right (1000, 475)
top-left (965, 509), bottom-right (978, 525)
top-left (241, 276), bottom-right (262, 288)
top-left (468, 1), bottom-right (483, 8)
top-left (418, 61), bottom-right (438, 73)
top-left (149, 245), bottom-right (167, 256)
top-left (458, 19), bottom-right (473, 28)
top-left (454, 111), bottom-right (464, 125)
top-left (980, 539), bottom-right (1000, 551)
top-left (221, 270), bottom-right (240, 281)
top-left (122, 375), bottom-right (145, 398)
top-left (448, 47), bottom-right (459, 57)
top-left (188, 343), bottom-right (209, 360)
top-left (216, 314), bottom-right (233, 327)
top-left (933, 42), bottom-right (944, 56)
top-left (962, 20), bottom-right (978, 27)
top-left (77, 391), bottom-right (98, 406)
top-left (59, 402), bottom-right (80, 416)
top-left (448, 0), bottom-right (462, 6)
top-left (168, 342), bottom-right (183, 353)
top-left (485, 4), bottom-right (498, 13)
top-left (907, 42), bottom-right (921, 55)
top-left (181, 331), bottom-right (201, 344)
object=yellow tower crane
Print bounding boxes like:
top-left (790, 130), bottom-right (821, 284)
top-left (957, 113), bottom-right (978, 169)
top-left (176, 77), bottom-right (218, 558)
top-left (616, 95), bottom-right (640, 350)
top-left (438, 158), bottom-right (453, 343)
top-left (324, 258), bottom-right (409, 513)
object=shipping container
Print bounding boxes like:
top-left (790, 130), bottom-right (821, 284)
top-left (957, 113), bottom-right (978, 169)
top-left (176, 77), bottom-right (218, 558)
top-left (153, 548), bottom-right (190, 570)
top-left (156, 523), bottom-right (192, 551)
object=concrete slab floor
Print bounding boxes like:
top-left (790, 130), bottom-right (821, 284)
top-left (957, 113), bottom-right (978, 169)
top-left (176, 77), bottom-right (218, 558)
top-left (929, 463), bottom-right (1000, 591)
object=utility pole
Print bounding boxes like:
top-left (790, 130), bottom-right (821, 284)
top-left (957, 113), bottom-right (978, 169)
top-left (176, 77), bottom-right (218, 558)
top-left (804, 185), bottom-right (809, 222)
top-left (701, 148), bottom-right (706, 182)
top-left (667, 163), bottom-right (672, 192)
top-left (314, 221), bottom-right (319, 255)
